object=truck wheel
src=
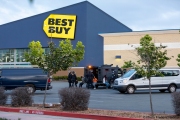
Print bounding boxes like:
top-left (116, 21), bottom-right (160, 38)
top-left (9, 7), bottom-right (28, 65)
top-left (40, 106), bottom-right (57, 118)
top-left (168, 84), bottom-right (176, 93)
top-left (127, 86), bottom-right (135, 94)
top-left (26, 84), bottom-right (35, 94)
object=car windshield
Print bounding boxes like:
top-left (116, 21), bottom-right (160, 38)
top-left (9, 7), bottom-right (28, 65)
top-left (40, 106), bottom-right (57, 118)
top-left (121, 69), bottom-right (135, 78)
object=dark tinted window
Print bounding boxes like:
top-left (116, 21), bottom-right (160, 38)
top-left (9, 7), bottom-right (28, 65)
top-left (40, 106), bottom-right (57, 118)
top-left (1, 69), bottom-right (46, 76)
top-left (130, 73), bottom-right (142, 80)
top-left (160, 70), bottom-right (179, 76)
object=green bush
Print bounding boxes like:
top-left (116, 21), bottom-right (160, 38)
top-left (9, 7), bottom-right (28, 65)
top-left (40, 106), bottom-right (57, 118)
top-left (172, 92), bottom-right (180, 116)
top-left (53, 76), bottom-right (60, 80)
top-left (59, 87), bottom-right (90, 111)
top-left (11, 87), bottom-right (33, 107)
top-left (77, 77), bottom-right (81, 81)
top-left (53, 76), bottom-right (68, 80)
top-left (0, 87), bottom-right (7, 105)
top-left (53, 76), bottom-right (81, 81)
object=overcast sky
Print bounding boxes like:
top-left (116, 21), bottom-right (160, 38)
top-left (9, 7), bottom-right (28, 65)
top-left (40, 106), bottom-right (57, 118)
top-left (0, 0), bottom-right (180, 31)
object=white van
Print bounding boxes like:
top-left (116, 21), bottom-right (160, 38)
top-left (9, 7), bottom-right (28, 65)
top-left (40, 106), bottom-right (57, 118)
top-left (113, 68), bottom-right (180, 94)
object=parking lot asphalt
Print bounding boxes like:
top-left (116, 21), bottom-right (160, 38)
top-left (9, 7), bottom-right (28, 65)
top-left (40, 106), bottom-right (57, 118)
top-left (5, 81), bottom-right (179, 114)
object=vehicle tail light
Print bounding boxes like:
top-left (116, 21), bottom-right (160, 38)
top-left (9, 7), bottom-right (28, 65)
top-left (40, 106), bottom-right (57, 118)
top-left (48, 78), bottom-right (51, 83)
top-left (48, 76), bottom-right (52, 83)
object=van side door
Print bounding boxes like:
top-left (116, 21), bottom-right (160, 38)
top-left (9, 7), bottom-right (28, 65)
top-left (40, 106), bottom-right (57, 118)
top-left (150, 74), bottom-right (163, 89)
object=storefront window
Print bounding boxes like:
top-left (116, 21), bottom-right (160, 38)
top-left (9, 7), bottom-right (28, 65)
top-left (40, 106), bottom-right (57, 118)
top-left (16, 49), bottom-right (29, 62)
top-left (0, 49), bottom-right (14, 62)
top-left (0, 48), bottom-right (49, 63)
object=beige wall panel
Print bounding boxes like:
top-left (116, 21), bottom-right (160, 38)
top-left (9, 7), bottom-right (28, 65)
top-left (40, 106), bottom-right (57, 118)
top-left (104, 50), bottom-right (139, 67)
top-left (53, 68), bottom-right (84, 77)
top-left (166, 49), bottom-right (180, 67)
top-left (103, 30), bottom-right (180, 68)
top-left (104, 49), bottom-right (180, 68)
top-left (104, 33), bottom-right (180, 45)
top-left (104, 36), bottom-right (141, 45)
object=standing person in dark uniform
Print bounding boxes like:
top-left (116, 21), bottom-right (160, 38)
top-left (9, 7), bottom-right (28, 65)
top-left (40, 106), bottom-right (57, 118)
top-left (71, 71), bottom-right (77, 87)
top-left (86, 70), bottom-right (94, 89)
top-left (67, 71), bottom-right (72, 87)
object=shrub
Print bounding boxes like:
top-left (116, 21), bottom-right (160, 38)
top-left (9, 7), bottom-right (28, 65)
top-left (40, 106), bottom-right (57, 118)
top-left (77, 77), bottom-right (81, 81)
top-left (53, 76), bottom-right (68, 80)
top-left (171, 92), bottom-right (180, 116)
top-left (0, 87), bottom-right (7, 105)
top-left (53, 76), bottom-right (81, 81)
top-left (59, 87), bottom-right (90, 111)
top-left (11, 87), bottom-right (33, 107)
top-left (53, 76), bottom-right (61, 80)
top-left (61, 76), bottom-right (68, 80)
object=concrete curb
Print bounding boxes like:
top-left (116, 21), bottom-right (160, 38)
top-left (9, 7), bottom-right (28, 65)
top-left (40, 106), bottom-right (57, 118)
top-left (0, 106), bottom-right (143, 120)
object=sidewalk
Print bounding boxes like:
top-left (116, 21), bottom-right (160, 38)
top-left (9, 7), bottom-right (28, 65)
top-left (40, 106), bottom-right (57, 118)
top-left (0, 111), bottom-right (89, 120)
top-left (0, 106), bottom-right (143, 120)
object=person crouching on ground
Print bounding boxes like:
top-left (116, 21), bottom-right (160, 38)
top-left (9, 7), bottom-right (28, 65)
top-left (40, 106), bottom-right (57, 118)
top-left (79, 76), bottom-right (85, 88)
top-left (103, 75), bottom-right (109, 89)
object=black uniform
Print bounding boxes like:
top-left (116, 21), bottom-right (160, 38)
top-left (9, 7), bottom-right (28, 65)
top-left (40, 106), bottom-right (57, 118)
top-left (86, 71), bottom-right (94, 89)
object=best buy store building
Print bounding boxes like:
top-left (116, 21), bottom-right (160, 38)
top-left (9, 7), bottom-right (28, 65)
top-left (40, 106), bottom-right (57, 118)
top-left (0, 1), bottom-right (179, 76)
top-left (100, 30), bottom-right (180, 68)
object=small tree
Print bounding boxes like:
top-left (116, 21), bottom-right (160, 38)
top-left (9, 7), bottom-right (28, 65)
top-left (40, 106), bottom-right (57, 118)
top-left (25, 39), bottom-right (85, 107)
top-left (176, 54), bottom-right (180, 67)
top-left (122, 35), bottom-right (170, 116)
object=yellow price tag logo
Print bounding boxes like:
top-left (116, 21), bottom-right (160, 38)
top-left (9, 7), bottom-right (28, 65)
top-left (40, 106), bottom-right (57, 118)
top-left (43, 14), bottom-right (76, 39)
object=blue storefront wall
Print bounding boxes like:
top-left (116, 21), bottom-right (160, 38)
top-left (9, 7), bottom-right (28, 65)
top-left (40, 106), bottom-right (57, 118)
top-left (85, 2), bottom-right (132, 67)
top-left (0, 1), bottom-right (132, 67)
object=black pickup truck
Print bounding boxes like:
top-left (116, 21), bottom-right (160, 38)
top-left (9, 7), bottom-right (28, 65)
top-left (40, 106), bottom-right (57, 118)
top-left (0, 68), bottom-right (52, 93)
